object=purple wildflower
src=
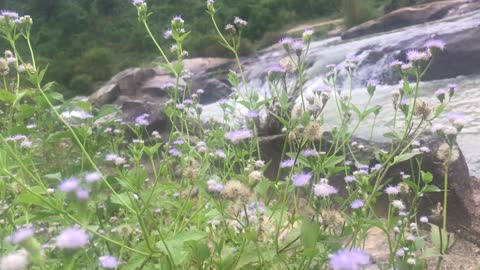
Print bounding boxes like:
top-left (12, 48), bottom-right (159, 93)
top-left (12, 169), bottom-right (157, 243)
top-left (357, 164), bottom-right (369, 170)
top-left (406, 50), bottom-right (430, 62)
top-left (183, 99), bottom-right (194, 105)
top-left (292, 172), bottom-right (312, 187)
top-left (225, 24), bottom-right (236, 32)
top-left (99, 256), bottom-right (120, 269)
top-left (291, 40), bottom-right (304, 52)
top-left (233, 17), bottom-right (247, 27)
top-left (10, 227), bottom-right (35, 244)
top-left (218, 98), bottom-right (229, 104)
top-left (76, 189), bottom-right (89, 201)
top-left (370, 164), bottom-right (382, 171)
top-left (56, 227), bottom-right (89, 250)
top-left (280, 159), bottom-right (295, 168)
top-left (0, 10), bottom-right (19, 19)
top-left (225, 129), bottom-right (253, 144)
top-left (214, 149), bottom-right (226, 158)
top-left (350, 199), bottom-right (365, 209)
top-left (173, 139), bottom-right (185, 145)
top-left (279, 37), bottom-right (293, 51)
top-left (303, 29), bottom-right (314, 37)
top-left (420, 216), bottom-right (429, 223)
top-left (434, 88), bottom-right (448, 102)
top-left (329, 249), bottom-right (371, 270)
top-left (168, 147), bottom-right (181, 157)
top-left (132, 0), bottom-right (145, 6)
top-left (313, 182), bottom-right (337, 198)
top-left (419, 146), bottom-right (430, 153)
top-left (401, 62), bottom-right (413, 70)
top-left (135, 113), bottom-right (150, 126)
top-left (425, 39), bottom-right (445, 51)
top-left (448, 83), bottom-right (457, 93)
top-left (161, 82), bottom-right (175, 89)
top-left (446, 112), bottom-right (467, 128)
top-left (207, 179), bottom-right (224, 193)
top-left (389, 60), bottom-right (403, 68)
top-left (105, 153), bottom-right (119, 161)
top-left (172, 15), bottom-right (184, 24)
top-left (268, 65), bottom-right (286, 80)
top-left (385, 185), bottom-right (400, 195)
top-left (303, 149), bottom-right (319, 157)
top-left (344, 175), bottom-right (355, 183)
top-left (58, 178), bottom-right (79, 193)
top-left (85, 171), bottom-right (102, 183)
top-left (5, 134), bottom-right (27, 142)
top-left (164, 29), bottom-right (172, 39)
top-left (367, 79), bottom-right (378, 87)
top-left (71, 110), bottom-right (93, 119)
top-left (244, 110), bottom-right (259, 119)
top-left (268, 65), bottom-right (286, 74)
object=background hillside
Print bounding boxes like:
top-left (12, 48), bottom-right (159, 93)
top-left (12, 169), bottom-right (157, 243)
top-left (1, 0), bottom-right (416, 96)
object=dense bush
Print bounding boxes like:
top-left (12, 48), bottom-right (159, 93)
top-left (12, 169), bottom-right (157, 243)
top-left (0, 1), bottom-right (465, 269)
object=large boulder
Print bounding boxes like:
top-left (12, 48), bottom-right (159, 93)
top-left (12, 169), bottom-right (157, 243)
top-left (353, 20), bottom-right (480, 85)
top-left (342, 0), bottom-right (480, 40)
top-left (90, 58), bottom-right (233, 132)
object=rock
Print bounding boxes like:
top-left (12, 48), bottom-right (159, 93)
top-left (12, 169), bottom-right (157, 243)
top-left (342, 0), bottom-right (479, 40)
top-left (90, 58), bottom-right (233, 132)
top-left (353, 23), bottom-right (480, 84)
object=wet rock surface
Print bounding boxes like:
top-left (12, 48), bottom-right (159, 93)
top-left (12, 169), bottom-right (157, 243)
top-left (90, 58), bottom-right (233, 131)
top-left (342, 0), bottom-right (480, 40)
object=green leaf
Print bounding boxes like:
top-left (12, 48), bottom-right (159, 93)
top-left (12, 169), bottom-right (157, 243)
top-left (0, 89), bottom-right (16, 103)
top-left (383, 131), bottom-right (401, 141)
top-left (393, 152), bottom-right (419, 164)
top-left (228, 70), bottom-right (239, 88)
top-left (110, 192), bottom-right (134, 210)
top-left (350, 104), bottom-right (361, 116)
top-left (435, 104), bottom-right (446, 117)
top-left (156, 230), bottom-right (208, 265)
top-left (44, 172), bottom-right (62, 181)
top-left (94, 104), bottom-right (120, 120)
top-left (16, 188), bottom-right (54, 209)
top-left (403, 179), bottom-right (419, 193)
top-left (254, 180), bottom-right (271, 198)
top-left (300, 220), bottom-right (318, 250)
top-left (423, 184), bottom-right (442, 193)
top-left (422, 171), bottom-right (433, 184)
top-left (159, 63), bottom-right (176, 75)
top-left (322, 155), bottom-right (344, 168)
top-left (430, 224), bottom-right (455, 254)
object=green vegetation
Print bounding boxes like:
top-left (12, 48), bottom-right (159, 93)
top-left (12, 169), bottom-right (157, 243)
top-left (0, 2), bottom-right (461, 269)
top-left (1, 0), bottom-right (413, 97)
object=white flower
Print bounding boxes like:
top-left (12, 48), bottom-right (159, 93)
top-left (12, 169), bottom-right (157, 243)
top-left (1, 251), bottom-right (29, 270)
top-left (392, 200), bottom-right (405, 210)
top-left (313, 182), bottom-right (337, 198)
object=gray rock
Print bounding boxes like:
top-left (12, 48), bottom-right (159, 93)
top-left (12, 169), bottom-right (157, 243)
top-left (90, 58), bottom-right (234, 132)
top-left (342, 0), bottom-right (480, 40)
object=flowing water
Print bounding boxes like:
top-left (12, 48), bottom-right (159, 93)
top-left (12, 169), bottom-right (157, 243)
top-left (203, 9), bottom-right (480, 176)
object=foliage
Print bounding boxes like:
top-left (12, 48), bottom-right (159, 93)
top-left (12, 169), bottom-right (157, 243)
top-left (0, 2), bottom-right (461, 270)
